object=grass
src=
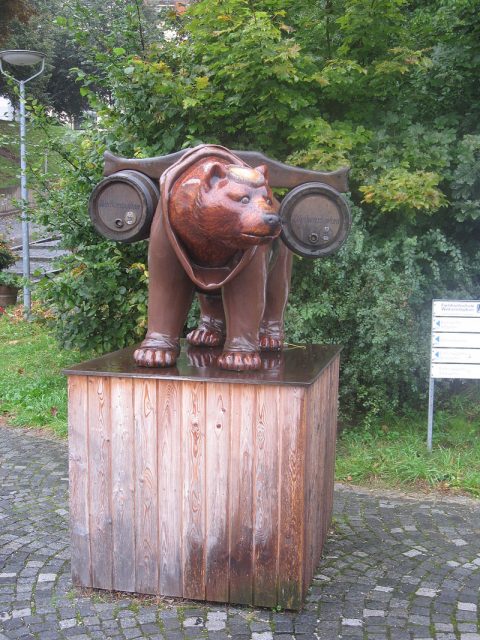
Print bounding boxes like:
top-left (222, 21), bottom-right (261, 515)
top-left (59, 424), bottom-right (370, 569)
top-left (0, 307), bottom-right (93, 437)
top-left (336, 401), bottom-right (480, 498)
top-left (0, 118), bottom-right (67, 188)
top-left (1, 309), bottom-right (479, 497)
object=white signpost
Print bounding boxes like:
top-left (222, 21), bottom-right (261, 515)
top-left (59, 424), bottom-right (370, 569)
top-left (428, 300), bottom-right (480, 450)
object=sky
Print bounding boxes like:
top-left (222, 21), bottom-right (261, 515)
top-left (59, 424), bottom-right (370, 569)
top-left (0, 97), bottom-right (14, 120)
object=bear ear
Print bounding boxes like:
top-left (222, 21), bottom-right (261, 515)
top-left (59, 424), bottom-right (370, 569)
top-left (255, 164), bottom-right (269, 181)
top-left (204, 162), bottom-right (228, 191)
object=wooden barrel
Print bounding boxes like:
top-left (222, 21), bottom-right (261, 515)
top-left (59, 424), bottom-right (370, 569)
top-left (89, 170), bottom-right (159, 243)
top-left (0, 285), bottom-right (18, 307)
top-left (279, 182), bottom-right (351, 258)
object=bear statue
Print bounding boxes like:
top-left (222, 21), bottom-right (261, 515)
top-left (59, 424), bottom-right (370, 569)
top-left (133, 144), bottom-right (293, 371)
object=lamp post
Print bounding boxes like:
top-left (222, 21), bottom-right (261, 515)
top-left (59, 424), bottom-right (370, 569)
top-left (0, 50), bottom-right (45, 315)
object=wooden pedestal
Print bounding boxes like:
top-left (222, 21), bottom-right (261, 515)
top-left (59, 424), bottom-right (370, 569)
top-left (65, 343), bottom-right (340, 610)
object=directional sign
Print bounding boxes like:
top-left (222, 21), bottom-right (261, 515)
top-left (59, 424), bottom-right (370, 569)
top-left (431, 363), bottom-right (480, 379)
top-left (428, 299), bottom-right (480, 450)
top-left (433, 300), bottom-right (480, 317)
top-left (432, 333), bottom-right (480, 348)
top-left (432, 317), bottom-right (480, 333)
top-left (431, 348), bottom-right (480, 364)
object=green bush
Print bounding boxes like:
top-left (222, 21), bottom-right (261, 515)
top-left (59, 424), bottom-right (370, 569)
top-left (0, 237), bottom-right (16, 272)
top-left (31, 0), bottom-right (480, 423)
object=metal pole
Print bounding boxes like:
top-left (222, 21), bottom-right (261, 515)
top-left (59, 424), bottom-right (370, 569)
top-left (427, 377), bottom-right (435, 452)
top-left (19, 79), bottom-right (31, 315)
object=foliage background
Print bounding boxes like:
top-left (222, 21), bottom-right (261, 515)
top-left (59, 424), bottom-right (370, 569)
top-left (28, 0), bottom-right (480, 423)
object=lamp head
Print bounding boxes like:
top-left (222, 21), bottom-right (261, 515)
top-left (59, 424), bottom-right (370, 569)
top-left (0, 50), bottom-right (45, 66)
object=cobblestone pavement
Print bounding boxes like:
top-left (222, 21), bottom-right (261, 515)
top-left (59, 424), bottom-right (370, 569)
top-left (1, 424), bottom-right (480, 640)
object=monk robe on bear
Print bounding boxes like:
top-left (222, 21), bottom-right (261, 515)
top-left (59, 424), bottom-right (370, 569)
top-left (133, 144), bottom-right (293, 371)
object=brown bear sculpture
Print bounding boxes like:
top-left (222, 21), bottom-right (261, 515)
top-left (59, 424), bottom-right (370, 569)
top-left (133, 144), bottom-right (293, 371)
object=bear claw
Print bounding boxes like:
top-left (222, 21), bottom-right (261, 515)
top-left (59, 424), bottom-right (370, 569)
top-left (217, 351), bottom-right (261, 371)
top-left (186, 327), bottom-right (225, 347)
top-left (260, 335), bottom-right (284, 351)
top-left (134, 347), bottom-right (178, 368)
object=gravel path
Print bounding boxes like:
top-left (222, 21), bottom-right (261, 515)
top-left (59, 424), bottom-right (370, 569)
top-left (1, 424), bottom-right (479, 640)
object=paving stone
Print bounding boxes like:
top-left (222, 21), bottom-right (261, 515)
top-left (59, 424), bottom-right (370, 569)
top-left (416, 587), bottom-right (438, 597)
top-left (206, 619), bottom-right (226, 631)
top-left (342, 618), bottom-right (363, 626)
top-left (363, 609), bottom-right (385, 617)
top-left (208, 611), bottom-right (227, 621)
top-left (459, 624), bottom-right (480, 632)
top-left (37, 573), bottom-right (56, 583)
top-left (1, 425), bottom-right (480, 640)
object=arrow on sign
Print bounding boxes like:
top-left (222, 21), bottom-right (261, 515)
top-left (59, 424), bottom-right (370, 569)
top-left (434, 336), bottom-right (440, 343)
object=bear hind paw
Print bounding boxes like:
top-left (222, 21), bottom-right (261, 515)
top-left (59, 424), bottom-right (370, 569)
top-left (260, 334), bottom-right (284, 351)
top-left (187, 326), bottom-right (225, 347)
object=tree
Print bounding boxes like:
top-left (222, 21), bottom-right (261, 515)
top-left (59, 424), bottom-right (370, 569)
top-left (32, 0), bottom-right (480, 422)
top-left (0, 0), bottom-right (33, 46)
top-left (0, 0), bottom-right (159, 123)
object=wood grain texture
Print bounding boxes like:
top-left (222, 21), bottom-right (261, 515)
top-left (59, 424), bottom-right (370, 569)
top-left (68, 352), bottom-right (340, 608)
top-left (229, 385), bottom-right (255, 605)
top-left (158, 380), bottom-right (183, 596)
top-left (303, 370), bottom-right (324, 593)
top-left (103, 150), bottom-right (349, 192)
top-left (110, 377), bottom-right (135, 592)
top-left (302, 382), bottom-right (313, 595)
top-left (134, 380), bottom-right (158, 594)
top-left (87, 376), bottom-right (113, 590)
top-left (205, 383), bottom-right (231, 602)
top-left (324, 358), bottom-right (340, 538)
top-left (253, 385), bottom-right (279, 608)
top-left (68, 376), bottom-right (91, 587)
top-left (278, 386), bottom-right (305, 609)
top-left (313, 369), bottom-right (329, 573)
top-left (182, 381), bottom-right (206, 600)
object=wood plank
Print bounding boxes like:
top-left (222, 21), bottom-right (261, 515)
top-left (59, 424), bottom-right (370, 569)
top-left (278, 386), bottom-right (305, 609)
top-left (158, 380), bottom-right (183, 596)
top-left (182, 381), bottom-right (206, 600)
top-left (205, 383), bottom-right (231, 602)
top-left (253, 385), bottom-right (279, 608)
top-left (323, 357), bottom-right (340, 537)
top-left (314, 368), bottom-right (329, 570)
top-left (68, 376), bottom-right (91, 587)
top-left (134, 379), bottom-right (158, 594)
top-left (87, 376), bottom-right (113, 590)
top-left (229, 385), bottom-right (255, 605)
top-left (303, 372), bottom-right (325, 594)
top-left (110, 377), bottom-right (135, 592)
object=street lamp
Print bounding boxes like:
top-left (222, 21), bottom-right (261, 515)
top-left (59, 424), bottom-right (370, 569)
top-left (0, 50), bottom-right (45, 315)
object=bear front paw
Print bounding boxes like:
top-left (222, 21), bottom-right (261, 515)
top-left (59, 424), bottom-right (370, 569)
top-left (134, 343), bottom-right (179, 368)
top-left (187, 326), bottom-right (225, 347)
top-left (217, 350), bottom-right (261, 371)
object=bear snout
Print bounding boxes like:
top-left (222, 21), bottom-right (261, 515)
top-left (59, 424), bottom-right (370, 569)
top-left (263, 213), bottom-right (281, 229)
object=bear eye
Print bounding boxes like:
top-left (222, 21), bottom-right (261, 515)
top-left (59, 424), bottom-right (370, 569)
top-left (241, 196), bottom-right (250, 204)
top-left (265, 198), bottom-right (272, 205)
